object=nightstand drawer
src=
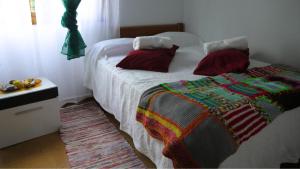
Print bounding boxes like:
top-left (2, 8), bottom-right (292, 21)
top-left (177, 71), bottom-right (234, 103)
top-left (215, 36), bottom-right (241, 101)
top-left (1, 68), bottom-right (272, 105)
top-left (0, 97), bottom-right (60, 148)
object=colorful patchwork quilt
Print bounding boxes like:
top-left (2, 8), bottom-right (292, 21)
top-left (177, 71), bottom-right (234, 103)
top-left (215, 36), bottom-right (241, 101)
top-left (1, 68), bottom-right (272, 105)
top-left (136, 65), bottom-right (300, 168)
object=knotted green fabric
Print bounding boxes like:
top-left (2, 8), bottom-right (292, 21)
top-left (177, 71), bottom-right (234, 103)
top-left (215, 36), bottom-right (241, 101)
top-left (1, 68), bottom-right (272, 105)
top-left (61, 0), bottom-right (86, 60)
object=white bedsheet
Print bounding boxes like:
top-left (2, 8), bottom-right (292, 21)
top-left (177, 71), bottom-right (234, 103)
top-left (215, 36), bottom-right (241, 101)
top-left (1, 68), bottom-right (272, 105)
top-left (84, 45), bottom-right (270, 168)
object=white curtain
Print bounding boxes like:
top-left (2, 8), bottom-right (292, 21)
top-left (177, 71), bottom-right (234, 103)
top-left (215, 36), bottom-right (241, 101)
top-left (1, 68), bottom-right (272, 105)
top-left (0, 0), bottom-right (119, 103)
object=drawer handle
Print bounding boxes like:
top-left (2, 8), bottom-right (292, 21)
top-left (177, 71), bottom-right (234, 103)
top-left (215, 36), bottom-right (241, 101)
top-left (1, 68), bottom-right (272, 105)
top-left (14, 107), bottom-right (43, 116)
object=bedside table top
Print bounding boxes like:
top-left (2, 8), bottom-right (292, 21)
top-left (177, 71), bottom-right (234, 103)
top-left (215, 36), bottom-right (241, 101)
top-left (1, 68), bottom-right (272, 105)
top-left (0, 78), bottom-right (57, 100)
top-left (0, 78), bottom-right (59, 110)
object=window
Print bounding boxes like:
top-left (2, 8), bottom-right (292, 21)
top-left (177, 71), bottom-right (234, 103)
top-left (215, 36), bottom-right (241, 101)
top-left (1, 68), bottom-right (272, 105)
top-left (29, 0), bottom-right (36, 25)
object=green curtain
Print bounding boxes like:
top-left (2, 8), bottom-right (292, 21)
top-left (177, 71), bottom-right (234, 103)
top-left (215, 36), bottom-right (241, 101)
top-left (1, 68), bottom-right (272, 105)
top-left (61, 0), bottom-right (87, 60)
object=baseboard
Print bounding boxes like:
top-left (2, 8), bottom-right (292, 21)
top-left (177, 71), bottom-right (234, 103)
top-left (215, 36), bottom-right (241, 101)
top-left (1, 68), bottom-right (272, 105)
top-left (59, 94), bottom-right (93, 107)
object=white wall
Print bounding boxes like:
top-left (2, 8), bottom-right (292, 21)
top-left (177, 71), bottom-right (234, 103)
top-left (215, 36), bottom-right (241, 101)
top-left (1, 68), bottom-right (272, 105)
top-left (120, 0), bottom-right (183, 26)
top-left (184, 0), bottom-right (300, 67)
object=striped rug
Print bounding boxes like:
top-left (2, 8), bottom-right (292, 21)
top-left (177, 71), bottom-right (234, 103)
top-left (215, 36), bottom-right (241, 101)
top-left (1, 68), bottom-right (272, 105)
top-left (60, 101), bottom-right (145, 169)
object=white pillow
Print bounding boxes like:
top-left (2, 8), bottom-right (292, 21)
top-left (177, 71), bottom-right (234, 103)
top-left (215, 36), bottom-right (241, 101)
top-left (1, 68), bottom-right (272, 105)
top-left (203, 36), bottom-right (248, 56)
top-left (155, 32), bottom-right (202, 47)
top-left (88, 38), bottom-right (134, 59)
top-left (133, 36), bottom-right (173, 50)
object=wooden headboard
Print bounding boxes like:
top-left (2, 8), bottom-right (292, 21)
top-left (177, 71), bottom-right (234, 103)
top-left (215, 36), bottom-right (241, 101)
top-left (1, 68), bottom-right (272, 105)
top-left (120, 23), bottom-right (184, 38)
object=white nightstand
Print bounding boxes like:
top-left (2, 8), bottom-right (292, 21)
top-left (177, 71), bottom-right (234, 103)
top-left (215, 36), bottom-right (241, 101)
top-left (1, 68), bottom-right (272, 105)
top-left (0, 78), bottom-right (60, 148)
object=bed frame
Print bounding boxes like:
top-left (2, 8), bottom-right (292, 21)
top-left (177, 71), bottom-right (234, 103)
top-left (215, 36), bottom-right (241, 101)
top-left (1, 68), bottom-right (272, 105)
top-left (120, 23), bottom-right (184, 38)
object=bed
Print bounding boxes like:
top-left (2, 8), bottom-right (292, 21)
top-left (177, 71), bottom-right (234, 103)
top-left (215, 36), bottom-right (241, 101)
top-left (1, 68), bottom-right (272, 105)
top-left (83, 23), bottom-right (300, 168)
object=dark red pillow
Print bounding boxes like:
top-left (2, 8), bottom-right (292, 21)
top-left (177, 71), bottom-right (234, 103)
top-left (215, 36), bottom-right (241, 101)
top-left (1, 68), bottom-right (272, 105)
top-left (116, 45), bottom-right (179, 72)
top-left (194, 48), bottom-right (250, 76)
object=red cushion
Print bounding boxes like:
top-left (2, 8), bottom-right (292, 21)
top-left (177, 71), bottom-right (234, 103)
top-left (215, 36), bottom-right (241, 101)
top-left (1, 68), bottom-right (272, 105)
top-left (116, 45), bottom-right (179, 72)
top-left (194, 48), bottom-right (250, 76)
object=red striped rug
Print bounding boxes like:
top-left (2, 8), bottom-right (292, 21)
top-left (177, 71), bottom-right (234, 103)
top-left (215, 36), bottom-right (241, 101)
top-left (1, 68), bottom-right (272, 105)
top-left (60, 101), bottom-right (145, 169)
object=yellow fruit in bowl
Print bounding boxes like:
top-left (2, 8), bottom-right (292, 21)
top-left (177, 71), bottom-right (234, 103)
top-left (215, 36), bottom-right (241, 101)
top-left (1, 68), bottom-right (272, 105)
top-left (12, 80), bottom-right (24, 89)
top-left (23, 80), bottom-right (31, 88)
top-left (6, 78), bottom-right (42, 90)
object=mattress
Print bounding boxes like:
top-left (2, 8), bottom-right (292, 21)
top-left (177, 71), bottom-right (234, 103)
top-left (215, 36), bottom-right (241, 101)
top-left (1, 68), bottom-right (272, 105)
top-left (84, 44), bottom-right (270, 168)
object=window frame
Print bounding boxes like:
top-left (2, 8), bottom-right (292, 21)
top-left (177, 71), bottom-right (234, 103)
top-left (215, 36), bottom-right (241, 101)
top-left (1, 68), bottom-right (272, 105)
top-left (29, 0), bottom-right (37, 25)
